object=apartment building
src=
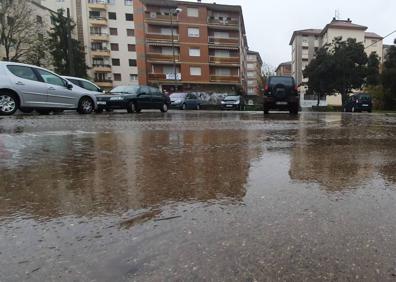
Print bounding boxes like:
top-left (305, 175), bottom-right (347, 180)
top-left (39, 0), bottom-right (138, 89)
top-left (290, 18), bottom-right (384, 86)
top-left (246, 51), bottom-right (263, 96)
top-left (275, 61), bottom-right (292, 76)
top-left (134, 0), bottom-right (249, 94)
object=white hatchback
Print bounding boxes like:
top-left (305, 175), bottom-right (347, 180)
top-left (0, 62), bottom-right (97, 115)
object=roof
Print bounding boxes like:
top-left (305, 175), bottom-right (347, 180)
top-left (365, 32), bottom-right (383, 39)
top-left (275, 62), bottom-right (292, 72)
top-left (289, 29), bottom-right (322, 45)
top-left (320, 19), bottom-right (367, 36)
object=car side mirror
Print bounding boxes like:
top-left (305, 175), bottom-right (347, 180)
top-left (98, 88), bottom-right (103, 93)
top-left (67, 83), bottom-right (73, 90)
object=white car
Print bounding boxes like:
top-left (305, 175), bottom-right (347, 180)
top-left (62, 76), bottom-right (104, 95)
top-left (0, 62), bottom-right (97, 115)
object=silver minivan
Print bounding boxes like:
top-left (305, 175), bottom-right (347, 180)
top-left (0, 62), bottom-right (97, 115)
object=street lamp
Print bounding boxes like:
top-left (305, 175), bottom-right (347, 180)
top-left (169, 7), bottom-right (182, 93)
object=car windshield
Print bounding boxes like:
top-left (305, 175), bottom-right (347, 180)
top-left (224, 96), bottom-right (239, 101)
top-left (170, 93), bottom-right (187, 99)
top-left (110, 86), bottom-right (139, 94)
top-left (270, 77), bottom-right (294, 86)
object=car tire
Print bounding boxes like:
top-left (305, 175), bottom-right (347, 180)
top-left (36, 109), bottom-right (51, 115)
top-left (77, 97), bottom-right (94, 114)
top-left (127, 101), bottom-right (136, 113)
top-left (0, 92), bottom-right (19, 116)
top-left (19, 108), bottom-right (34, 114)
top-left (182, 103), bottom-right (186, 110)
top-left (160, 103), bottom-right (169, 113)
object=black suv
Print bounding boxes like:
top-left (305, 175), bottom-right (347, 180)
top-left (263, 76), bottom-right (299, 114)
top-left (343, 93), bottom-right (372, 113)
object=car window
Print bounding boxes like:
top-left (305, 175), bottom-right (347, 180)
top-left (36, 69), bottom-right (66, 87)
top-left (81, 80), bottom-right (100, 92)
top-left (7, 65), bottom-right (39, 81)
top-left (270, 77), bottom-right (294, 86)
top-left (139, 86), bottom-right (151, 94)
top-left (68, 79), bottom-right (83, 88)
top-left (190, 94), bottom-right (197, 99)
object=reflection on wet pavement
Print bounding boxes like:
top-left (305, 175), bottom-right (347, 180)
top-left (1, 112), bottom-right (396, 281)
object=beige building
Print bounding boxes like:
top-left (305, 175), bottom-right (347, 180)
top-left (290, 18), bottom-right (383, 106)
top-left (39, 0), bottom-right (138, 89)
top-left (275, 61), bottom-right (291, 76)
top-left (246, 51), bottom-right (263, 96)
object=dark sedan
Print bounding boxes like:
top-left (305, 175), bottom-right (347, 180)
top-left (170, 93), bottom-right (201, 110)
top-left (343, 93), bottom-right (372, 113)
top-left (96, 85), bottom-right (170, 113)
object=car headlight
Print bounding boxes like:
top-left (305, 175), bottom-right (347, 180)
top-left (234, 102), bottom-right (240, 105)
top-left (221, 101), bottom-right (225, 104)
top-left (110, 96), bottom-right (124, 101)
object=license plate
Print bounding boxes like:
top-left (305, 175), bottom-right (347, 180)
top-left (362, 104), bottom-right (369, 107)
top-left (226, 105), bottom-right (233, 107)
top-left (97, 101), bottom-right (107, 105)
top-left (276, 102), bottom-right (288, 105)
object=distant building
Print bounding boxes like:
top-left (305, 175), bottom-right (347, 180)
top-left (290, 18), bottom-right (384, 86)
top-left (134, 0), bottom-right (249, 95)
top-left (275, 62), bottom-right (291, 76)
top-left (246, 51), bottom-right (263, 96)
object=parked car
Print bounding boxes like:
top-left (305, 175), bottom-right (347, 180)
top-left (263, 76), bottom-right (299, 115)
top-left (62, 76), bottom-right (104, 95)
top-left (221, 95), bottom-right (245, 111)
top-left (170, 93), bottom-right (201, 110)
top-left (0, 62), bottom-right (97, 115)
top-left (343, 93), bottom-right (372, 113)
top-left (96, 85), bottom-right (170, 113)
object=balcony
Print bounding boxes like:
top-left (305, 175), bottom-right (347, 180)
top-left (208, 37), bottom-right (239, 46)
top-left (145, 12), bottom-right (178, 25)
top-left (148, 73), bottom-right (182, 81)
top-left (90, 33), bottom-right (109, 41)
top-left (91, 49), bottom-right (110, 57)
top-left (209, 56), bottom-right (240, 65)
top-left (210, 75), bottom-right (240, 83)
top-left (146, 53), bottom-right (180, 62)
top-left (89, 17), bottom-right (107, 26)
top-left (88, 1), bottom-right (107, 10)
top-left (92, 64), bottom-right (112, 72)
top-left (146, 33), bottom-right (179, 43)
top-left (208, 17), bottom-right (239, 28)
top-left (94, 79), bottom-right (113, 88)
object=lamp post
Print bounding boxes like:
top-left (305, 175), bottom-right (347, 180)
top-left (169, 8), bottom-right (182, 93)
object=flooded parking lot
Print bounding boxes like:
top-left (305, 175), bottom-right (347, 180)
top-left (1, 111), bottom-right (396, 281)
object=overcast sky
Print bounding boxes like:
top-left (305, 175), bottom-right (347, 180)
top-left (189, 0), bottom-right (396, 68)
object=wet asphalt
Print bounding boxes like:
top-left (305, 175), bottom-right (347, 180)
top-left (1, 111), bottom-right (396, 281)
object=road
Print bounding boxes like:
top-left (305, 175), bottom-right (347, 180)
top-left (1, 111), bottom-right (396, 281)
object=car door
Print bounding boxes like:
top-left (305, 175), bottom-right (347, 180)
top-left (6, 65), bottom-right (48, 107)
top-left (35, 68), bottom-right (77, 108)
top-left (137, 86), bottom-right (151, 109)
top-left (150, 87), bottom-right (163, 109)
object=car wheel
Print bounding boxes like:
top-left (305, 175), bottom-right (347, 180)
top-left (19, 108), bottom-right (34, 114)
top-left (182, 103), bottom-right (187, 110)
top-left (78, 97), bottom-right (94, 114)
top-left (127, 101), bottom-right (136, 113)
top-left (0, 92), bottom-right (18, 116)
top-left (36, 109), bottom-right (51, 115)
top-left (196, 104), bottom-right (200, 110)
top-left (161, 103), bottom-right (169, 113)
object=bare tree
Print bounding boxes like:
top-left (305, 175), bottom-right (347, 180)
top-left (0, 0), bottom-right (47, 62)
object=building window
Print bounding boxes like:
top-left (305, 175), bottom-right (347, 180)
top-left (112, 58), bottom-right (120, 66)
top-left (215, 67), bottom-right (231, 76)
top-left (125, 13), bottom-right (133, 21)
top-left (110, 43), bottom-right (119, 51)
top-left (108, 12), bottom-right (116, 20)
top-left (113, 73), bottom-right (121, 81)
top-left (188, 27), bottom-right (200, 38)
top-left (127, 44), bottom-right (136, 52)
top-left (129, 74), bottom-right (138, 81)
top-left (215, 50), bottom-right (229, 57)
top-left (124, 0), bottom-right (133, 5)
top-left (187, 8), bottom-right (199, 17)
top-left (36, 15), bottom-right (42, 24)
top-left (109, 28), bottom-right (118, 36)
top-left (190, 67), bottom-right (201, 76)
top-left (126, 29), bottom-right (134, 36)
top-left (189, 47), bottom-right (200, 57)
top-left (247, 63), bottom-right (255, 69)
top-left (129, 59), bottom-right (137, 67)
